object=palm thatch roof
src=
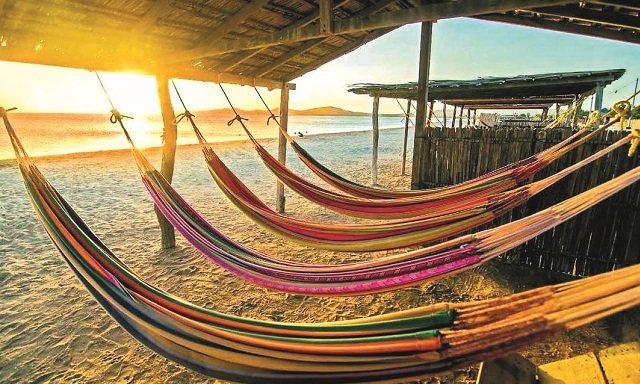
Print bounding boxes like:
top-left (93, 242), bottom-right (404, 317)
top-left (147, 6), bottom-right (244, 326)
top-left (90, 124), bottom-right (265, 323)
top-left (0, 1), bottom-right (637, 88)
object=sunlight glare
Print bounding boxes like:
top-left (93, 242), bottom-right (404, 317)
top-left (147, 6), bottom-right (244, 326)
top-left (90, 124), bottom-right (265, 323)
top-left (99, 72), bottom-right (160, 115)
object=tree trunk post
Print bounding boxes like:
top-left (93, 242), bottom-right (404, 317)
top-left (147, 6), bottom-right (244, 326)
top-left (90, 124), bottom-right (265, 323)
top-left (410, 21), bottom-right (433, 190)
top-left (276, 83), bottom-right (291, 213)
top-left (155, 75), bottom-right (177, 249)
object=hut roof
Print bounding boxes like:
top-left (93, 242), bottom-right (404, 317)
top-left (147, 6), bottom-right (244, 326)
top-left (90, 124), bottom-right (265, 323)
top-left (347, 69), bottom-right (626, 107)
top-left (0, 1), bottom-right (637, 88)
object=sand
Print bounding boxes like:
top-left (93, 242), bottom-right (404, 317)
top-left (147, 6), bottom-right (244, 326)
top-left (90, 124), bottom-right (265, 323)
top-left (1, 138), bottom-right (638, 384)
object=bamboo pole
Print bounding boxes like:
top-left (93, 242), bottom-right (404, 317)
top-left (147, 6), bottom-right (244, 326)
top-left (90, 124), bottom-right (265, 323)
top-left (401, 99), bottom-right (411, 176)
top-left (276, 83), bottom-right (291, 213)
top-left (155, 76), bottom-right (177, 249)
top-left (372, 95), bottom-right (380, 186)
top-left (410, 21), bottom-right (433, 190)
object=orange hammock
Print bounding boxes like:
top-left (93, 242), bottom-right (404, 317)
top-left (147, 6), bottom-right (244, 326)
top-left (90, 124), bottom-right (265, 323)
top-left (179, 110), bottom-right (631, 252)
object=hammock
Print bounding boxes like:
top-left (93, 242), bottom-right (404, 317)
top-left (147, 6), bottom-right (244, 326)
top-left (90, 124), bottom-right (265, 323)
top-left (267, 98), bottom-right (634, 200)
top-left (240, 111), bottom-right (619, 219)
top-left (178, 111), bottom-right (630, 252)
top-left (3, 108), bottom-right (640, 384)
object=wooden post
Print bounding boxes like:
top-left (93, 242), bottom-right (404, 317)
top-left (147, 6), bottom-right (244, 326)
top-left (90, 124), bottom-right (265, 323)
top-left (155, 76), bottom-right (177, 249)
top-left (472, 109), bottom-right (477, 125)
top-left (555, 103), bottom-right (561, 121)
top-left (276, 83), bottom-right (291, 213)
top-left (410, 21), bottom-right (433, 190)
top-left (442, 103), bottom-right (447, 128)
top-left (427, 100), bottom-right (434, 127)
top-left (466, 107), bottom-right (471, 127)
top-left (319, 0), bottom-right (334, 35)
top-left (401, 99), bottom-right (411, 176)
top-left (458, 105), bottom-right (464, 128)
top-left (541, 107), bottom-right (549, 121)
top-left (594, 82), bottom-right (604, 128)
top-left (372, 95), bottom-right (380, 186)
top-left (451, 105), bottom-right (457, 128)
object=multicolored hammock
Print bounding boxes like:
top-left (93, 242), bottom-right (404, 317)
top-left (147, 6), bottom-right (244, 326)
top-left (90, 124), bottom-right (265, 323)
top-left (178, 110), bottom-right (630, 252)
top-left (240, 110), bottom-right (619, 219)
top-left (265, 98), bottom-right (634, 200)
top-left (3, 107), bottom-right (640, 384)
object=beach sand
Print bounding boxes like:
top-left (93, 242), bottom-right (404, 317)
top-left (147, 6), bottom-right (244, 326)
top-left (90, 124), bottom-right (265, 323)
top-left (1, 138), bottom-right (638, 384)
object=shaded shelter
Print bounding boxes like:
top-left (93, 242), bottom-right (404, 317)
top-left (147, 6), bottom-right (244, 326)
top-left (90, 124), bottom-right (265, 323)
top-left (0, 1), bottom-right (637, 246)
top-left (348, 68), bottom-right (626, 188)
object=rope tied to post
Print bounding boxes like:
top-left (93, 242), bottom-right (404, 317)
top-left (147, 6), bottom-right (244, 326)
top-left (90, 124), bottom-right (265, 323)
top-left (583, 110), bottom-right (601, 130)
top-left (254, 87), bottom-right (279, 126)
top-left (0, 106), bottom-right (17, 117)
top-left (625, 103), bottom-right (640, 157)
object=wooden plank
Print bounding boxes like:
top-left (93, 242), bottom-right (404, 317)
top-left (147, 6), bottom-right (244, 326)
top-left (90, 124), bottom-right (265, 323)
top-left (401, 99), bottom-right (411, 176)
top-left (538, 352), bottom-right (606, 384)
top-left (598, 341), bottom-right (640, 383)
top-left (319, 0), bottom-right (334, 34)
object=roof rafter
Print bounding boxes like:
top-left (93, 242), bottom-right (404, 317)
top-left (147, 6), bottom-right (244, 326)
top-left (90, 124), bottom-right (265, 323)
top-left (531, 5), bottom-right (640, 31)
top-left (177, 0), bottom-right (577, 59)
top-left (250, 0), bottom-right (401, 78)
top-left (130, 0), bottom-right (174, 35)
top-left (477, 13), bottom-right (640, 44)
top-left (589, 0), bottom-right (640, 12)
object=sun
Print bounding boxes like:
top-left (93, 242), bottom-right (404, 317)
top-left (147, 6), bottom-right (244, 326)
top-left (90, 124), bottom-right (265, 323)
top-left (97, 72), bottom-right (161, 116)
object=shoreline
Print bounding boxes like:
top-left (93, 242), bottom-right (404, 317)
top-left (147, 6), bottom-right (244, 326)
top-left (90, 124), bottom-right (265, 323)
top-left (0, 126), bottom-right (407, 167)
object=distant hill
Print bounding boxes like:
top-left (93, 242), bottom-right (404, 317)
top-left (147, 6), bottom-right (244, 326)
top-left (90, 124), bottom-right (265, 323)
top-left (194, 106), bottom-right (403, 117)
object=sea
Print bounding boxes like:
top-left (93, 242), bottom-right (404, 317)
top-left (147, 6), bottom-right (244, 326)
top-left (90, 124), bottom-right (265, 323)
top-left (0, 112), bottom-right (414, 162)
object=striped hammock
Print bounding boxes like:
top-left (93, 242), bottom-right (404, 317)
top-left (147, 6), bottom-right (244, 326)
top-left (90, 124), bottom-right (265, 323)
top-left (3, 108), bottom-right (640, 384)
top-left (179, 113), bottom-right (629, 252)
top-left (240, 113), bottom-right (619, 219)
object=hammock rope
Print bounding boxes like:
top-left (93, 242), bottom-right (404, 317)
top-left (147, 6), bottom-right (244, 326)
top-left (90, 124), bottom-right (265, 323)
top-left (2, 106), bottom-right (640, 383)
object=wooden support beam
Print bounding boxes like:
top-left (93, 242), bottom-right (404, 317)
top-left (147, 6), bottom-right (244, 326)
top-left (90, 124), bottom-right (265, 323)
top-left (530, 5), bottom-right (640, 31)
top-left (477, 14), bottom-right (640, 45)
top-left (372, 95), bottom-right (380, 186)
top-left (591, 0), bottom-right (640, 12)
top-left (427, 100), bottom-right (435, 128)
top-left (443, 103), bottom-right (447, 128)
top-left (458, 105), bottom-right (464, 128)
top-left (572, 98), bottom-right (582, 128)
top-left (154, 76), bottom-right (177, 249)
top-left (179, 0), bottom-right (576, 58)
top-left (467, 107), bottom-right (472, 126)
top-left (276, 83), bottom-right (291, 213)
top-left (451, 105), bottom-right (457, 128)
top-left (242, 0), bottom-right (399, 79)
top-left (319, 0), bottom-right (334, 35)
top-left (594, 82), bottom-right (604, 128)
top-left (401, 99), bottom-right (411, 176)
top-left (411, 22), bottom-right (433, 190)
top-left (473, 109), bottom-right (477, 125)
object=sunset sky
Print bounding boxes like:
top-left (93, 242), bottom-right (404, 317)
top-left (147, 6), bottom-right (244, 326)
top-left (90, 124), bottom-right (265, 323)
top-left (0, 18), bottom-right (638, 115)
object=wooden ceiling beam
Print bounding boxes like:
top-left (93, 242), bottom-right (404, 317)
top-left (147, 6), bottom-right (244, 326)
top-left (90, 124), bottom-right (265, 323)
top-left (477, 13), bottom-right (640, 44)
top-left (529, 6), bottom-right (640, 31)
top-left (589, 0), bottom-right (640, 12)
top-left (249, 0), bottom-right (400, 78)
top-left (177, 0), bottom-right (577, 58)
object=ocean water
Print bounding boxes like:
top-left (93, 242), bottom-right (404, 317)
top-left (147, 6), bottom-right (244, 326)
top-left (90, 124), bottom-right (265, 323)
top-left (0, 112), bottom-right (409, 161)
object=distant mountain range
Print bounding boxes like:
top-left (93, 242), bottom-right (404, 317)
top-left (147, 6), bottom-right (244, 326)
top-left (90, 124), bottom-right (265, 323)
top-left (196, 106), bottom-right (403, 117)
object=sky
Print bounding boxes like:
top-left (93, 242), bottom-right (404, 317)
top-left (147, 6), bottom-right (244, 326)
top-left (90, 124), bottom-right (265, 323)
top-left (0, 18), bottom-right (638, 115)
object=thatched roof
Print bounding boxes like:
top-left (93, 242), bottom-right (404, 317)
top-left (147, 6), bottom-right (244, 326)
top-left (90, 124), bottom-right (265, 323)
top-left (0, 1), bottom-right (637, 88)
top-left (348, 68), bottom-right (626, 108)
